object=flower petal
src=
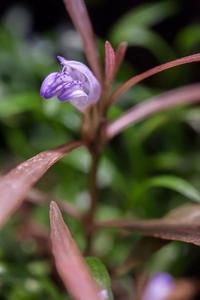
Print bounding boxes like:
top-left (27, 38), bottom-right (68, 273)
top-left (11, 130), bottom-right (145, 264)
top-left (57, 56), bottom-right (101, 104)
top-left (40, 57), bottom-right (101, 111)
top-left (40, 72), bottom-right (59, 99)
top-left (142, 273), bottom-right (174, 300)
top-left (69, 90), bottom-right (89, 111)
top-left (40, 72), bottom-right (73, 99)
top-left (58, 83), bottom-right (88, 111)
top-left (57, 82), bottom-right (83, 101)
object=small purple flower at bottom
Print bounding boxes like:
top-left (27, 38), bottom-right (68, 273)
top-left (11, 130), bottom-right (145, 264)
top-left (40, 56), bottom-right (101, 111)
top-left (142, 273), bottom-right (175, 300)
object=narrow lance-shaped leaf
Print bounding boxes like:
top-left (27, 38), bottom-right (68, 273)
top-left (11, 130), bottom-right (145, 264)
top-left (106, 84), bottom-right (200, 139)
top-left (145, 175), bottom-right (200, 203)
top-left (0, 141), bottom-right (82, 229)
top-left (103, 41), bottom-right (127, 110)
top-left (114, 41), bottom-right (128, 77)
top-left (105, 41), bottom-right (116, 86)
top-left (63, 0), bottom-right (102, 81)
top-left (104, 41), bottom-right (128, 94)
top-left (97, 204), bottom-right (200, 246)
top-left (109, 53), bottom-right (200, 104)
top-left (110, 1), bottom-right (178, 29)
top-left (50, 201), bottom-right (101, 300)
top-left (86, 257), bottom-right (114, 300)
top-left (110, 1), bottom-right (177, 62)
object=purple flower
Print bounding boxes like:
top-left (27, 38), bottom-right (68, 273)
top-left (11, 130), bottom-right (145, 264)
top-left (142, 273), bottom-right (175, 300)
top-left (40, 56), bottom-right (101, 111)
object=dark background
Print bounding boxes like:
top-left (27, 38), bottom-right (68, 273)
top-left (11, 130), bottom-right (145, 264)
top-left (1, 0), bottom-right (200, 35)
top-left (1, 0), bottom-right (200, 70)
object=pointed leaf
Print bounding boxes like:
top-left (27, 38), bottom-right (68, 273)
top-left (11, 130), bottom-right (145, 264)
top-left (105, 41), bottom-right (115, 85)
top-left (110, 53), bottom-right (200, 104)
top-left (110, 2), bottom-right (177, 60)
top-left (112, 26), bottom-right (175, 62)
top-left (114, 41), bottom-right (128, 76)
top-left (50, 201), bottom-right (100, 300)
top-left (145, 175), bottom-right (200, 203)
top-left (97, 204), bottom-right (200, 246)
top-left (0, 141), bottom-right (82, 229)
top-left (110, 1), bottom-right (177, 32)
top-left (106, 84), bottom-right (200, 139)
top-left (86, 257), bottom-right (113, 300)
top-left (63, 0), bottom-right (102, 81)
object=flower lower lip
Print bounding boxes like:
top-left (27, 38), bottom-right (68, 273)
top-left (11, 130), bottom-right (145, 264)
top-left (57, 82), bottom-right (81, 101)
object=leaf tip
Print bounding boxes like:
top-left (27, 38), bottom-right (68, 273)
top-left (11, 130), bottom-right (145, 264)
top-left (50, 201), bottom-right (61, 223)
top-left (50, 200), bottom-right (57, 211)
top-left (105, 41), bottom-right (115, 55)
top-left (105, 40), bottom-right (112, 47)
top-left (120, 41), bottom-right (128, 47)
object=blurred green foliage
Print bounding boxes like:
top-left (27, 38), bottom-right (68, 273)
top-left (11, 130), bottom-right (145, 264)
top-left (110, 1), bottom-right (177, 60)
top-left (0, 1), bottom-right (200, 299)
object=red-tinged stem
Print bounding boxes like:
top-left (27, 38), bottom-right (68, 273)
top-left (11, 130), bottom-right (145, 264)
top-left (105, 84), bottom-right (200, 140)
top-left (109, 53), bottom-right (200, 105)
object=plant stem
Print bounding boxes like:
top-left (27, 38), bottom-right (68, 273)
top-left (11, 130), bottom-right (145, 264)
top-left (84, 150), bottom-right (100, 254)
top-left (89, 152), bottom-right (99, 222)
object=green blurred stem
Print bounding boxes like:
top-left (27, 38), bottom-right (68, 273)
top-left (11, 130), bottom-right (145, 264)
top-left (85, 151), bottom-right (100, 253)
top-left (88, 151), bottom-right (99, 223)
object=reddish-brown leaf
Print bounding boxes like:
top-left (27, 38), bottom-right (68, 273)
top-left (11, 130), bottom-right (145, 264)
top-left (0, 141), bottom-right (82, 229)
top-left (114, 41), bottom-right (128, 77)
top-left (105, 41), bottom-right (116, 84)
top-left (63, 0), bottom-right (102, 81)
top-left (96, 204), bottom-right (200, 246)
top-left (106, 84), bottom-right (200, 139)
top-left (109, 53), bottom-right (200, 104)
top-left (50, 201), bottom-right (100, 300)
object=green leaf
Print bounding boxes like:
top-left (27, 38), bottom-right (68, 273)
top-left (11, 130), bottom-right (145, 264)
top-left (133, 114), bottom-right (169, 144)
top-left (109, 1), bottom-right (177, 60)
top-left (176, 24), bottom-right (200, 53)
top-left (0, 92), bottom-right (41, 118)
top-left (111, 1), bottom-right (178, 29)
top-left (110, 26), bottom-right (175, 61)
top-left (86, 257), bottom-right (113, 300)
top-left (145, 175), bottom-right (200, 202)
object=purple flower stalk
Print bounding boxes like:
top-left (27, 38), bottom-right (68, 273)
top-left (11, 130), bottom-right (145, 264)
top-left (142, 273), bottom-right (175, 300)
top-left (40, 56), bottom-right (101, 111)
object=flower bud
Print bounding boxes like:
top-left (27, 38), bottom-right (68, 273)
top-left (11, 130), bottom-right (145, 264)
top-left (40, 56), bottom-right (101, 111)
